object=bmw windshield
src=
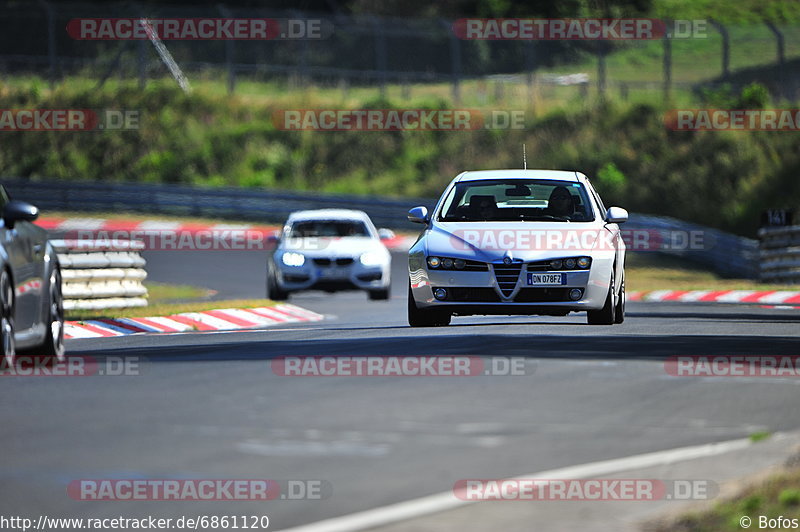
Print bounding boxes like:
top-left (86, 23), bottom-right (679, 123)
top-left (438, 179), bottom-right (596, 222)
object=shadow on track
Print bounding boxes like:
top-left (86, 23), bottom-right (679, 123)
top-left (65, 333), bottom-right (800, 365)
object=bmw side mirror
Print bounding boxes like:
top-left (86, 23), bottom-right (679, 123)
top-left (265, 232), bottom-right (281, 251)
top-left (407, 206), bottom-right (429, 224)
top-left (378, 228), bottom-right (396, 240)
top-left (605, 206), bottom-right (628, 224)
top-left (3, 200), bottom-right (39, 229)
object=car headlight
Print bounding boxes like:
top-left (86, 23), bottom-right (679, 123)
top-left (281, 252), bottom-right (305, 267)
top-left (427, 257), bottom-right (441, 269)
top-left (577, 257), bottom-right (591, 269)
top-left (360, 251), bottom-right (383, 267)
top-left (550, 259), bottom-right (563, 270)
top-left (564, 258), bottom-right (577, 269)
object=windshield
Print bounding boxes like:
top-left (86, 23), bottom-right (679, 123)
top-left (438, 179), bottom-right (595, 222)
top-left (287, 219), bottom-right (371, 237)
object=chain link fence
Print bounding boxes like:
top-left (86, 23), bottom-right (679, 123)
top-left (3, 2), bottom-right (800, 103)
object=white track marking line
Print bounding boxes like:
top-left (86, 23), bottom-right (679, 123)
top-left (279, 437), bottom-right (753, 532)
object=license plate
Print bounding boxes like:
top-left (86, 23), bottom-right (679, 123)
top-left (527, 273), bottom-right (565, 286)
top-left (319, 268), bottom-right (347, 279)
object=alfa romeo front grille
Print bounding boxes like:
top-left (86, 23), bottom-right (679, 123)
top-left (492, 263), bottom-right (522, 298)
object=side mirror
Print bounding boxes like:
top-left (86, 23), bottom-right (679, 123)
top-left (3, 200), bottom-right (38, 229)
top-left (265, 232), bottom-right (281, 251)
top-left (377, 228), bottom-right (396, 240)
top-left (605, 206), bottom-right (628, 224)
top-left (407, 206), bottom-right (429, 224)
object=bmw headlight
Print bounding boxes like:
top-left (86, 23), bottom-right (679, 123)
top-left (360, 251), bottom-right (383, 267)
top-left (281, 252), bottom-right (305, 267)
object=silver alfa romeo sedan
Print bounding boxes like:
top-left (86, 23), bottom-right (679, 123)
top-left (407, 169), bottom-right (628, 326)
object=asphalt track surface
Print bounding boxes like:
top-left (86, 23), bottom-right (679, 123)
top-left (2, 249), bottom-right (800, 530)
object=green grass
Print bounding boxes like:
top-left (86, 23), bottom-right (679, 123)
top-left (653, 466), bottom-right (800, 532)
top-left (5, 65), bottom-right (800, 238)
top-left (145, 281), bottom-right (216, 303)
top-left (749, 431), bottom-right (773, 443)
top-left (626, 253), bottom-right (800, 292)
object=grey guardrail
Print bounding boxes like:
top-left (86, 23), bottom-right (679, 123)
top-left (5, 179), bottom-right (759, 278)
top-left (51, 239), bottom-right (148, 310)
top-left (3, 179), bottom-right (434, 232)
top-left (758, 225), bottom-right (800, 283)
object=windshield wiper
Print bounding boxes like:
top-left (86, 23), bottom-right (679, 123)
top-left (517, 214), bottom-right (570, 221)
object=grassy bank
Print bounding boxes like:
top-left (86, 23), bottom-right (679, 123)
top-left (4, 76), bottom-right (799, 238)
top-left (653, 465), bottom-right (800, 531)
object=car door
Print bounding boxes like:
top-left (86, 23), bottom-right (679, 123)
top-left (0, 189), bottom-right (41, 332)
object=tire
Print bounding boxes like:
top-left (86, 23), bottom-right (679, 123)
top-left (614, 274), bottom-right (625, 324)
top-left (38, 267), bottom-right (65, 364)
top-left (587, 270), bottom-right (616, 325)
top-left (266, 263), bottom-right (289, 301)
top-left (368, 287), bottom-right (390, 301)
top-left (0, 269), bottom-right (15, 369)
top-left (407, 284), bottom-right (451, 327)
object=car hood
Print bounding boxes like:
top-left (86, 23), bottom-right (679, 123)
top-left (280, 236), bottom-right (386, 258)
top-left (424, 221), bottom-right (606, 262)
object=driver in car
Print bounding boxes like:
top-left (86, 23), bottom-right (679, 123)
top-left (544, 186), bottom-right (576, 218)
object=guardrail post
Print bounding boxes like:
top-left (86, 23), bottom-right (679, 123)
top-left (37, 0), bottom-right (57, 88)
top-left (217, 4), bottom-right (236, 94)
top-left (442, 18), bottom-right (461, 105)
top-left (662, 20), bottom-right (672, 101)
top-left (373, 17), bottom-right (388, 99)
top-left (709, 20), bottom-right (730, 79)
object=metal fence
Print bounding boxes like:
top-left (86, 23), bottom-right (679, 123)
top-left (2, 1), bottom-right (800, 102)
top-left (4, 178), bottom-right (759, 278)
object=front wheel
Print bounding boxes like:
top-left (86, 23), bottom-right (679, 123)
top-left (614, 274), bottom-right (625, 324)
top-left (39, 267), bottom-right (65, 364)
top-left (408, 284), bottom-right (451, 327)
top-left (0, 269), bottom-right (15, 368)
top-left (266, 263), bottom-right (289, 301)
top-left (368, 287), bottom-right (390, 301)
top-left (587, 271), bottom-right (616, 325)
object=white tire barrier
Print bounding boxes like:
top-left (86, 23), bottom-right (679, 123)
top-left (51, 239), bottom-right (148, 310)
top-left (759, 226), bottom-right (800, 283)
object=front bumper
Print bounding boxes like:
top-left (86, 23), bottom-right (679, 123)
top-left (409, 257), bottom-right (614, 314)
top-left (276, 258), bottom-right (390, 292)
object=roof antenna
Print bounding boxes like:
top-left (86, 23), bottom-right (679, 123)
top-left (522, 143), bottom-right (527, 170)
